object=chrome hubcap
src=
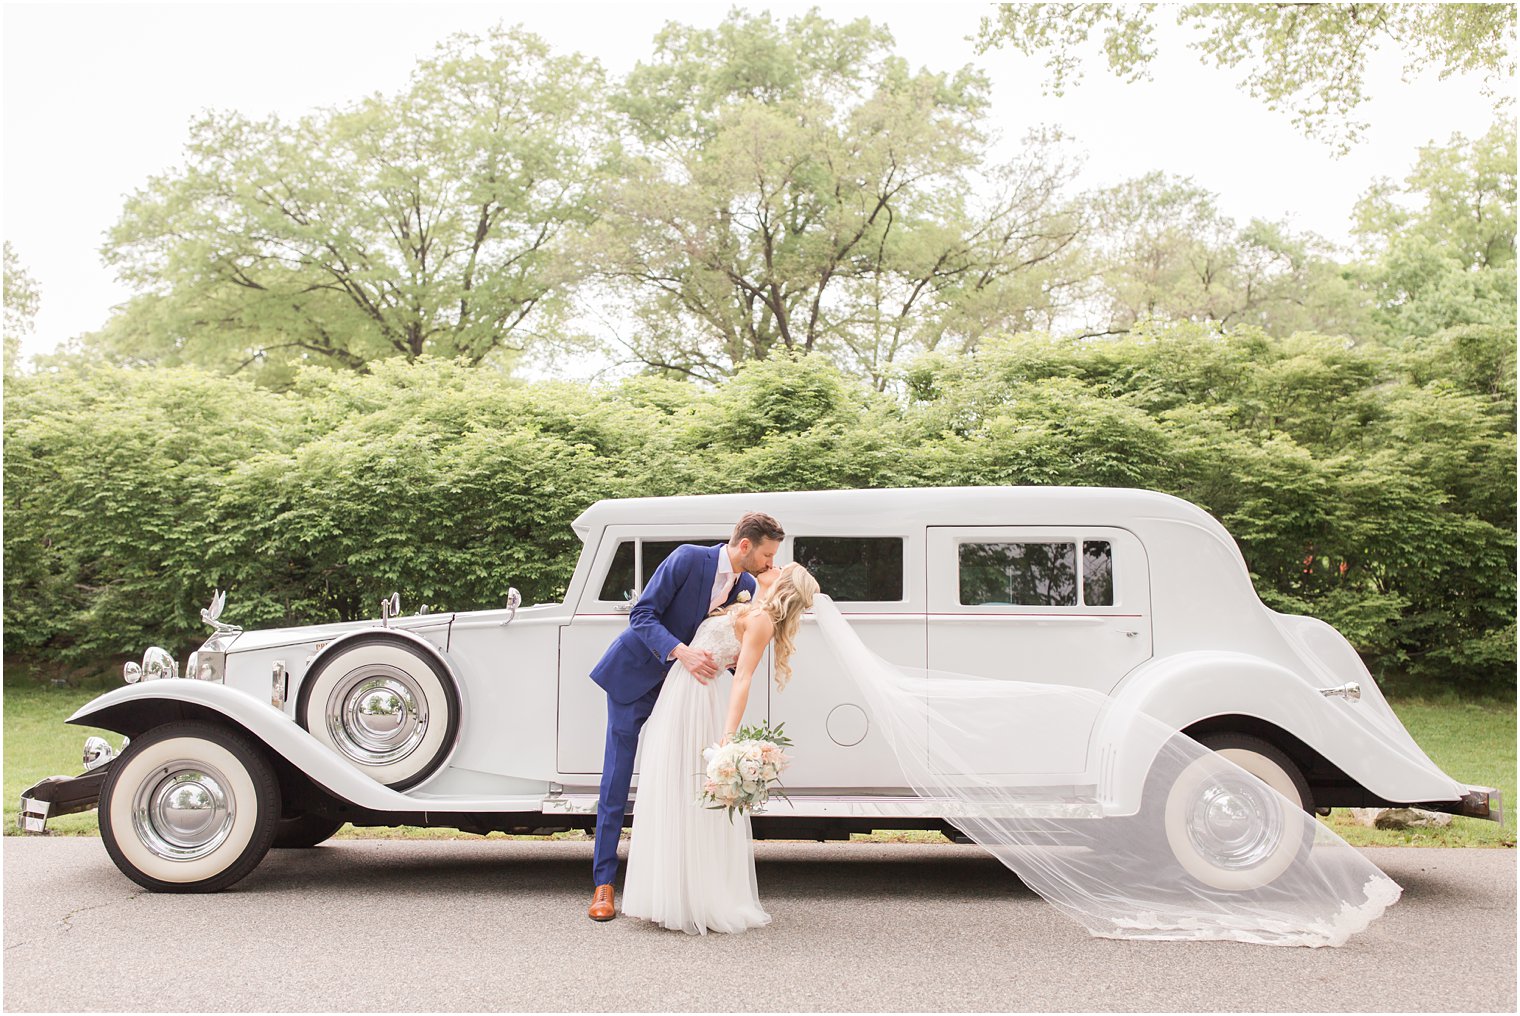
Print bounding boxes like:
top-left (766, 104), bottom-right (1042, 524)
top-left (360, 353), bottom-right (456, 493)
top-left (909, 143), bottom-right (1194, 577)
top-left (132, 760), bottom-right (236, 861)
top-left (326, 666), bottom-right (429, 767)
top-left (1186, 776), bottom-right (1283, 870)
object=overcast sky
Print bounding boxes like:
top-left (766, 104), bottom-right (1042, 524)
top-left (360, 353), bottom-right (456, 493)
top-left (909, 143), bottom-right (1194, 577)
top-left (2, 1), bottom-right (1508, 375)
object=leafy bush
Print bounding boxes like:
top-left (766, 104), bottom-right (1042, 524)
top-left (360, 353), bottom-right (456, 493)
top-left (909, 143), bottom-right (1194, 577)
top-left (5, 327), bottom-right (1514, 693)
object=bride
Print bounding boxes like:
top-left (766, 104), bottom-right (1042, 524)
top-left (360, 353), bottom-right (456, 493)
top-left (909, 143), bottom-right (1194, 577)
top-left (621, 561), bottom-right (819, 934)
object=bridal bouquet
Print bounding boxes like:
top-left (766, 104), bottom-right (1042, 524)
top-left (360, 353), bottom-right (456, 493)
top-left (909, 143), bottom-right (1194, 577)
top-left (700, 721), bottom-right (793, 821)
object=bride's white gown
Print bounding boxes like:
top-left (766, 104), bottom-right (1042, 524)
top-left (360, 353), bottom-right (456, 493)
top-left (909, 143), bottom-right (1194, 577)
top-left (621, 611), bottom-right (772, 935)
top-left (622, 598), bottom-right (1398, 946)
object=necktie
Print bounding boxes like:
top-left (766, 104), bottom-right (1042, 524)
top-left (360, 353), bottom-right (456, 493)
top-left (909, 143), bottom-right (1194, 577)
top-left (712, 573), bottom-right (736, 612)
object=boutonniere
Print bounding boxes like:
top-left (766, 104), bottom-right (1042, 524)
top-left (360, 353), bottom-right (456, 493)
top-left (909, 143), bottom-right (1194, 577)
top-left (737, 591), bottom-right (751, 602)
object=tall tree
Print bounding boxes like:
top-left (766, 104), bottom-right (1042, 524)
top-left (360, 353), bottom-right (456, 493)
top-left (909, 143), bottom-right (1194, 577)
top-left (1074, 172), bottom-right (1369, 337)
top-left (1351, 121), bottom-right (1517, 337)
top-left (585, 9), bottom-right (1080, 387)
top-left (2, 242), bottom-right (40, 375)
top-left (97, 25), bottom-right (606, 381)
top-left (976, 4), bottom-right (1517, 153)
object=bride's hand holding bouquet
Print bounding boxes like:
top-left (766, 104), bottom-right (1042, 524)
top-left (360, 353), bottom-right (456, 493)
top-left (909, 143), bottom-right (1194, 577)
top-left (701, 721), bottom-right (793, 820)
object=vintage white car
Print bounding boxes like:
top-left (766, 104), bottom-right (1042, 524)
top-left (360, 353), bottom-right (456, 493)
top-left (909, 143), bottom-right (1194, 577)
top-left (21, 486), bottom-right (1500, 893)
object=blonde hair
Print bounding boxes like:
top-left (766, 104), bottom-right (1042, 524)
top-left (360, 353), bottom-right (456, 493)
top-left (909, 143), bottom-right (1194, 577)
top-left (750, 563), bottom-right (819, 691)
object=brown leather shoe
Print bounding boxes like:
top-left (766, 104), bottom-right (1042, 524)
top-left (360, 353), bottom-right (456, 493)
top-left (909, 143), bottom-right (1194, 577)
top-left (588, 883), bottom-right (616, 921)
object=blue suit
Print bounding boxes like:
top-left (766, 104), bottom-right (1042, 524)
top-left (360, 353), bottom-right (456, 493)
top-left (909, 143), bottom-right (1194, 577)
top-left (589, 543), bottom-right (757, 887)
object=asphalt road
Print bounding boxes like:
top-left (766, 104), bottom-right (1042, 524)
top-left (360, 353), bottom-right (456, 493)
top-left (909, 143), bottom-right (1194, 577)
top-left (3, 837), bottom-right (1514, 1012)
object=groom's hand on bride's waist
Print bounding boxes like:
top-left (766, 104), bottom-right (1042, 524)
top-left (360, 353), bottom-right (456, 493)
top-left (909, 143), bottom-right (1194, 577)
top-left (670, 644), bottom-right (717, 683)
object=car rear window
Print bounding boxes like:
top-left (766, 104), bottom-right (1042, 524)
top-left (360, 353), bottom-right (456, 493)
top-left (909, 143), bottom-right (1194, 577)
top-left (958, 541), bottom-right (1078, 606)
top-left (958, 539), bottom-right (1117, 607)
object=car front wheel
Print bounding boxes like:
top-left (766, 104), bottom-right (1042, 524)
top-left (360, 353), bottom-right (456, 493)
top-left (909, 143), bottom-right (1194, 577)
top-left (98, 721), bottom-right (280, 893)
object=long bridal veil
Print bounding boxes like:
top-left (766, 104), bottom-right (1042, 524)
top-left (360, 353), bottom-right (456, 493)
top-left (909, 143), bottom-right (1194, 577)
top-left (808, 595), bottom-right (1401, 947)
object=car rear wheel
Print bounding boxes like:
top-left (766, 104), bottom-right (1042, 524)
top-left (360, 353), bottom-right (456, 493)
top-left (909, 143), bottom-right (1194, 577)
top-left (98, 721), bottom-right (280, 893)
top-left (1195, 733), bottom-right (1313, 813)
top-left (296, 635), bottom-right (459, 791)
top-left (1160, 733), bottom-right (1313, 891)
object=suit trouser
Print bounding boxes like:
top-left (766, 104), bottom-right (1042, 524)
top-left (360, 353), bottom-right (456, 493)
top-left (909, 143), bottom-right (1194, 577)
top-left (591, 680), bottom-right (663, 887)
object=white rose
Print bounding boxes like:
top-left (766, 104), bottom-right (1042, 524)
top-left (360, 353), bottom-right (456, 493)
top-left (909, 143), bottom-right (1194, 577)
top-left (737, 590), bottom-right (751, 602)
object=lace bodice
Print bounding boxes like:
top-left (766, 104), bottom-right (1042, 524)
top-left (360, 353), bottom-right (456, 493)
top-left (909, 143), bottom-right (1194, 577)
top-left (690, 611), bottom-right (742, 670)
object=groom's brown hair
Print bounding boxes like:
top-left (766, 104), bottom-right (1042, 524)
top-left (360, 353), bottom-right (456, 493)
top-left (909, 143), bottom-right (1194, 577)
top-left (731, 511), bottom-right (784, 546)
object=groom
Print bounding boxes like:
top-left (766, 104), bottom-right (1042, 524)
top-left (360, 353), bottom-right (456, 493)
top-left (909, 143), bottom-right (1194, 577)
top-left (586, 511), bottom-right (785, 921)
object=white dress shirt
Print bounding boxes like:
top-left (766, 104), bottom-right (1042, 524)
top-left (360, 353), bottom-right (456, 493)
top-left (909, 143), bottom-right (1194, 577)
top-left (710, 544), bottom-right (737, 613)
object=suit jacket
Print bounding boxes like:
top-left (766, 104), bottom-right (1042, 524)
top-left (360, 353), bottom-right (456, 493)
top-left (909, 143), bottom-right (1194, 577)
top-left (589, 543), bottom-right (758, 705)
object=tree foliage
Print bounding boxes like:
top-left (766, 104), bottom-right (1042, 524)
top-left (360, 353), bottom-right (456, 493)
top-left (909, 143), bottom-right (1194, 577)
top-left (52, 13), bottom-right (1517, 382)
top-left (1074, 172), bottom-right (1369, 338)
top-left (3, 241), bottom-right (40, 374)
top-left (7, 328), bottom-right (1513, 693)
top-left (94, 25), bottom-right (606, 385)
top-left (1352, 121), bottom-right (1517, 338)
top-left (7, 14), bottom-right (1515, 698)
top-left (976, 3), bottom-right (1518, 152)
top-left (586, 8), bottom-right (1081, 387)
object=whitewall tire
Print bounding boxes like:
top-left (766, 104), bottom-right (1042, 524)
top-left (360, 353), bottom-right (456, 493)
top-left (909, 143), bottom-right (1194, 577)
top-left (296, 636), bottom-right (459, 791)
top-left (98, 721), bottom-right (280, 893)
top-left (1197, 733), bottom-right (1313, 811)
top-left (1161, 733), bottom-right (1312, 891)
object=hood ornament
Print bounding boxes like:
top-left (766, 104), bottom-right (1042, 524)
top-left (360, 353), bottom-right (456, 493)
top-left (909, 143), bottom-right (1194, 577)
top-left (200, 589), bottom-right (243, 637)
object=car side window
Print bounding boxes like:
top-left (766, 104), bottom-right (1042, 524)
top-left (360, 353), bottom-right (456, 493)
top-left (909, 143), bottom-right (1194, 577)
top-left (792, 537), bottom-right (904, 601)
top-left (642, 540), bottom-right (714, 584)
top-left (598, 538), bottom-right (719, 602)
top-left (959, 541), bottom-right (1077, 606)
top-left (1083, 541), bottom-right (1114, 606)
top-left (598, 540), bottom-right (636, 601)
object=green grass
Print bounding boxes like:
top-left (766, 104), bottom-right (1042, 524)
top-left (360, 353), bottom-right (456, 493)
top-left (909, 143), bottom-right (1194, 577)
top-left (5, 681), bottom-right (1513, 847)
top-left (1319, 697), bottom-right (1516, 847)
top-left (4, 682), bottom-right (114, 836)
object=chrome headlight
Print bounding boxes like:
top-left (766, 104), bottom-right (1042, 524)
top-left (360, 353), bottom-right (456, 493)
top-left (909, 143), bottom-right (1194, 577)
top-left (82, 736), bottom-right (116, 770)
top-left (141, 646), bottom-right (178, 681)
top-left (186, 648), bottom-right (226, 682)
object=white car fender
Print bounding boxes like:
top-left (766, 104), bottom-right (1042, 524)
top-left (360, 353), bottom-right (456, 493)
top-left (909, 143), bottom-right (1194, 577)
top-left (66, 681), bottom-right (498, 815)
top-left (1095, 651), bottom-right (1466, 814)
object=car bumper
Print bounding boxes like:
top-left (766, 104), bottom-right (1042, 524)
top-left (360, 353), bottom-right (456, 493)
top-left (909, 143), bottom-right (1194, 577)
top-left (1459, 785), bottom-right (1504, 824)
top-left (17, 763), bottom-right (113, 833)
top-left (1415, 784), bottom-right (1505, 825)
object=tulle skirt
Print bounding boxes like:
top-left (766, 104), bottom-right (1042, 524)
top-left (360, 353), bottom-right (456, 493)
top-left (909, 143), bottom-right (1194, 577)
top-left (621, 666), bottom-right (772, 935)
top-left (808, 594), bottom-right (1401, 948)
